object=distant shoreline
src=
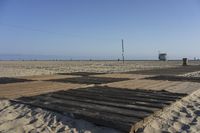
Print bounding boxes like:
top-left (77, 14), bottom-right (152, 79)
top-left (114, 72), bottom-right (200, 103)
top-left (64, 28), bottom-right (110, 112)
top-left (0, 59), bottom-right (197, 61)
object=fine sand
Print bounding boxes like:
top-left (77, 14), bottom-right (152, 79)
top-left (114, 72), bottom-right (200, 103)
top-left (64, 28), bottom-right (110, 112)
top-left (180, 71), bottom-right (200, 78)
top-left (0, 100), bottom-right (121, 133)
top-left (1, 60), bottom-right (199, 77)
top-left (0, 89), bottom-right (200, 133)
top-left (138, 89), bottom-right (200, 133)
top-left (0, 61), bottom-right (200, 133)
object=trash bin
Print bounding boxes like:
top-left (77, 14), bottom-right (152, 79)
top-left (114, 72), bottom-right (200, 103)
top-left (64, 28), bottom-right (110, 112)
top-left (183, 58), bottom-right (188, 66)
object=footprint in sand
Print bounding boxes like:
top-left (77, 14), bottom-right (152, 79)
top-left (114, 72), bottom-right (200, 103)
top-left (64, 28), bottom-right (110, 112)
top-left (181, 123), bottom-right (190, 130)
top-left (187, 105), bottom-right (194, 109)
top-left (190, 117), bottom-right (197, 126)
top-left (173, 122), bottom-right (189, 132)
top-left (194, 110), bottom-right (200, 116)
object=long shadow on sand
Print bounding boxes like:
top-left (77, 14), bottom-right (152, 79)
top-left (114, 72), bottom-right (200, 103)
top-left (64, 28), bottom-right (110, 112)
top-left (126, 65), bottom-right (200, 75)
top-left (0, 77), bottom-right (34, 84)
top-left (46, 76), bottom-right (130, 84)
top-left (145, 75), bottom-right (200, 83)
top-left (57, 72), bottom-right (106, 77)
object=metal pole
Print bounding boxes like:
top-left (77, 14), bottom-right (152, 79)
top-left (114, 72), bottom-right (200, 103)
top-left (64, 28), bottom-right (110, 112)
top-left (122, 39), bottom-right (124, 64)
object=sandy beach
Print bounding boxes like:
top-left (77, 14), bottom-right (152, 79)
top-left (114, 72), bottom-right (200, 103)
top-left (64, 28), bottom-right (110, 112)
top-left (139, 89), bottom-right (200, 133)
top-left (1, 87), bottom-right (199, 133)
top-left (1, 60), bottom-right (199, 77)
top-left (0, 100), bottom-right (121, 133)
top-left (0, 61), bottom-right (200, 133)
top-left (1, 0), bottom-right (200, 132)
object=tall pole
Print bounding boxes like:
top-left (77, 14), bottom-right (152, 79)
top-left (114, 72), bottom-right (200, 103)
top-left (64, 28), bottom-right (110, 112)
top-left (122, 39), bottom-right (124, 64)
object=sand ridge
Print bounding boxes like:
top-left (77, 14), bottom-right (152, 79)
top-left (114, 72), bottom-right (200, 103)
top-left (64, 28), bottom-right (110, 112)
top-left (137, 89), bottom-right (200, 133)
top-left (0, 100), bottom-right (121, 133)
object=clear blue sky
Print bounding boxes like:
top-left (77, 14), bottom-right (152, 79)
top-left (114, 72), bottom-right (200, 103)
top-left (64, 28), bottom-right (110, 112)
top-left (0, 0), bottom-right (200, 60)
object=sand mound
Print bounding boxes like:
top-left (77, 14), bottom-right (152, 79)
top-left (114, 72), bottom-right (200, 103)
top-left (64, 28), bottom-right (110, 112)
top-left (180, 71), bottom-right (200, 78)
top-left (138, 89), bottom-right (200, 133)
top-left (0, 100), bottom-right (121, 133)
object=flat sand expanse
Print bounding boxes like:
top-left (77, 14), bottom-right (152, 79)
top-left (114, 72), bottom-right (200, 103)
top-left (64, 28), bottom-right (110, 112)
top-left (1, 60), bottom-right (199, 77)
top-left (105, 79), bottom-right (200, 94)
top-left (0, 81), bottom-right (86, 99)
top-left (0, 61), bottom-right (200, 133)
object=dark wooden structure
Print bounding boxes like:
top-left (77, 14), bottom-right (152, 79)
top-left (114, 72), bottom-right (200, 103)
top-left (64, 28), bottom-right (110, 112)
top-left (15, 86), bottom-right (187, 132)
top-left (47, 76), bottom-right (130, 84)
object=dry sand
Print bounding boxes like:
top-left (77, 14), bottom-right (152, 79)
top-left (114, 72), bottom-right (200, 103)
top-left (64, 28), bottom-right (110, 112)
top-left (1, 60), bottom-right (198, 77)
top-left (0, 61), bottom-right (200, 133)
top-left (0, 81), bottom-right (86, 99)
top-left (138, 89), bottom-right (200, 133)
top-left (1, 89), bottom-right (200, 133)
top-left (180, 71), bottom-right (200, 78)
top-left (0, 100), bottom-right (121, 133)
